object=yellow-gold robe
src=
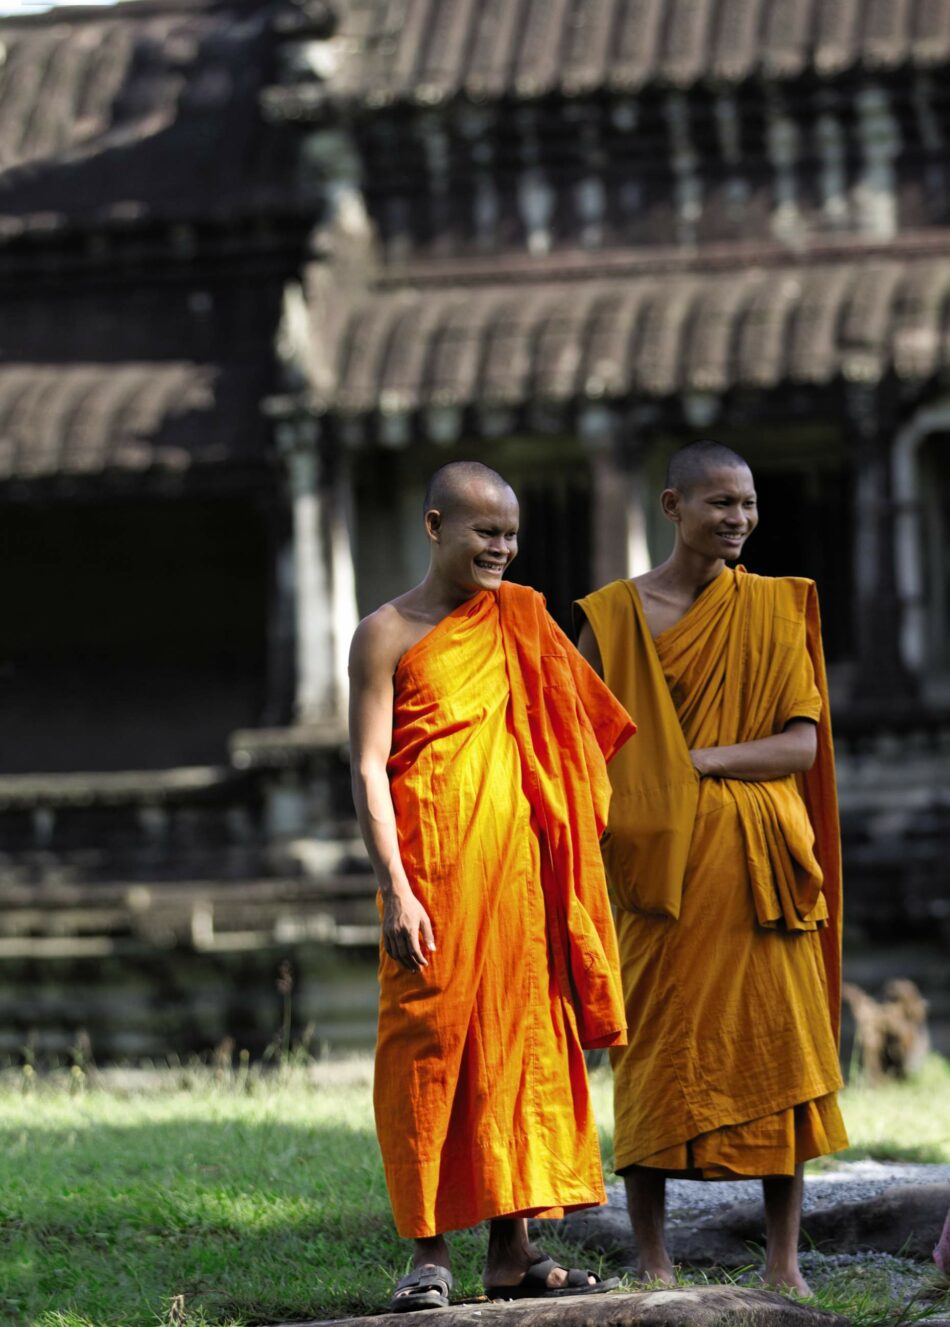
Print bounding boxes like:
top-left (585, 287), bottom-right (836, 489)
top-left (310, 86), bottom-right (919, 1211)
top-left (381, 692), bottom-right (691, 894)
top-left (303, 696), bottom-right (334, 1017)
top-left (576, 568), bottom-right (847, 1177)
top-left (375, 583), bottom-right (634, 1235)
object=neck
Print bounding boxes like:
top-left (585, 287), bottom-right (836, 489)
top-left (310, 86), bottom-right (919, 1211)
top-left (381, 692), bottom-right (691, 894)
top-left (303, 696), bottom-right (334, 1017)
top-left (655, 544), bottom-right (726, 597)
top-left (415, 568), bottom-right (485, 615)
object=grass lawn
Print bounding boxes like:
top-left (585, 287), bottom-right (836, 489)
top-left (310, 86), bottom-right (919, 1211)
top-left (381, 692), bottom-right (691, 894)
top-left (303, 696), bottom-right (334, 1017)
top-left (0, 1055), bottom-right (948, 1327)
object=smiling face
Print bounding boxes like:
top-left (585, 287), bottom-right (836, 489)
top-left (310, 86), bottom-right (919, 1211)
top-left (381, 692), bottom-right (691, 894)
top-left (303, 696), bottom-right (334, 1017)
top-left (426, 478), bottom-right (520, 595)
top-left (665, 463), bottom-right (758, 562)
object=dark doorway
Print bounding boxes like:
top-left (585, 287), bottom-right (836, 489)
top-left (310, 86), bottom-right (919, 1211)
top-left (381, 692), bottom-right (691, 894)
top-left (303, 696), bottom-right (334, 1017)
top-left (921, 434), bottom-right (950, 672)
top-left (504, 469), bottom-right (592, 633)
top-left (740, 466), bottom-right (853, 663)
top-left (0, 497), bottom-right (269, 773)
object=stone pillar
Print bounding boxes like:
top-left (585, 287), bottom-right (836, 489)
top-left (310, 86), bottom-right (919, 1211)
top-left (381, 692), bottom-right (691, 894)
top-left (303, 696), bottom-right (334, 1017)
top-left (854, 84), bottom-right (900, 240)
top-left (326, 446), bottom-right (359, 717)
top-left (848, 388), bottom-right (917, 705)
top-left (280, 418), bottom-right (358, 726)
top-left (893, 399), bottom-right (950, 674)
top-left (580, 406), bottom-right (652, 587)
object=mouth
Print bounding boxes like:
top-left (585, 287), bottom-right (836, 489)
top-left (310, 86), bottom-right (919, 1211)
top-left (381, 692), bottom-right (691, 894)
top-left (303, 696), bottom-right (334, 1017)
top-left (717, 531), bottom-right (746, 545)
top-left (474, 559), bottom-right (506, 575)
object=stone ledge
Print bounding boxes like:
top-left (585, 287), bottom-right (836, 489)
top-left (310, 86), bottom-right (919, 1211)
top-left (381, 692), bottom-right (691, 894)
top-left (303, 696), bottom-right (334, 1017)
top-left (556, 1183), bottom-right (950, 1268)
top-left (276, 1287), bottom-right (848, 1327)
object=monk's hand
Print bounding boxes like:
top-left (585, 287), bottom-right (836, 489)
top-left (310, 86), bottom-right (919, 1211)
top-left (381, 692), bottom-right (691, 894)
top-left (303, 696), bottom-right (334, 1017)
top-left (382, 888), bottom-right (436, 971)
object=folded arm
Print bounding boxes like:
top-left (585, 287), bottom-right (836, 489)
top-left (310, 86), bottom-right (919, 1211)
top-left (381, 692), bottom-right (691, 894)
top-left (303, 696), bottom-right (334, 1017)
top-left (691, 719), bottom-right (817, 781)
top-left (578, 613), bottom-right (814, 780)
top-left (348, 614), bottom-right (435, 970)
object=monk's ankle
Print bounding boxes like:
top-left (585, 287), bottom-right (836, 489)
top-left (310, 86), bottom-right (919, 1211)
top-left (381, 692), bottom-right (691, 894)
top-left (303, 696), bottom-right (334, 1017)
top-left (413, 1235), bottom-right (450, 1270)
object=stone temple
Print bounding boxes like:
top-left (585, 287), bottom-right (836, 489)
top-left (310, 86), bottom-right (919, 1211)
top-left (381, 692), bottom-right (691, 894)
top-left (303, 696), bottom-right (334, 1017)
top-left (0, 0), bottom-right (947, 1058)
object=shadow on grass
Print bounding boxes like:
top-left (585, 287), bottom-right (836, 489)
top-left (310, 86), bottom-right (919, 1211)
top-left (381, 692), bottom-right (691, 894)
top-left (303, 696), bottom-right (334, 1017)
top-left (812, 1141), bottom-right (948, 1166)
top-left (0, 1117), bottom-right (406, 1327)
top-left (0, 1114), bottom-right (621, 1327)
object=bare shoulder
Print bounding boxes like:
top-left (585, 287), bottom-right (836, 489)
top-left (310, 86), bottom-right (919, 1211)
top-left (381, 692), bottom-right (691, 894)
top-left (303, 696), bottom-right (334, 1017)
top-left (631, 569), bottom-right (690, 639)
top-left (631, 569), bottom-right (663, 604)
top-left (349, 603), bottom-right (416, 680)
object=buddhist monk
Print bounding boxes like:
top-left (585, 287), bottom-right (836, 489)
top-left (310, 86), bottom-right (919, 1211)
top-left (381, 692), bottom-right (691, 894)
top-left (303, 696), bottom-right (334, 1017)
top-left (349, 461), bottom-right (635, 1311)
top-left (575, 441), bottom-right (847, 1295)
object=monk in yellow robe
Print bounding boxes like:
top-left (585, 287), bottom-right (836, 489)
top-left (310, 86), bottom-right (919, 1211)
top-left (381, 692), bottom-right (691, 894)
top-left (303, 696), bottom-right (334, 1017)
top-left (576, 441), bottom-right (847, 1295)
top-left (349, 461), bottom-right (634, 1310)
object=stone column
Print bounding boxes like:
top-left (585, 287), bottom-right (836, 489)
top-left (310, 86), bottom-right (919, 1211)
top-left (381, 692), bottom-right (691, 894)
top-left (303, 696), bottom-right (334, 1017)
top-left (848, 388), bottom-right (917, 704)
top-left (893, 398), bottom-right (950, 674)
top-left (280, 418), bottom-right (358, 726)
top-left (580, 405), bottom-right (652, 587)
top-left (326, 445), bottom-right (359, 718)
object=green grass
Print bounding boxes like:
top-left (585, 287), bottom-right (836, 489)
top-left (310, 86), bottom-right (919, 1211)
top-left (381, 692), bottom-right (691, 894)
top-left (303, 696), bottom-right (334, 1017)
top-left (0, 1055), bottom-right (948, 1327)
top-left (827, 1052), bottom-right (950, 1165)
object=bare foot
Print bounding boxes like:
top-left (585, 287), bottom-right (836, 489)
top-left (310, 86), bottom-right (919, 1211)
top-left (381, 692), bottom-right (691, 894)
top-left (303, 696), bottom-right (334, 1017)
top-left (763, 1267), bottom-right (812, 1298)
top-left (637, 1260), bottom-right (675, 1286)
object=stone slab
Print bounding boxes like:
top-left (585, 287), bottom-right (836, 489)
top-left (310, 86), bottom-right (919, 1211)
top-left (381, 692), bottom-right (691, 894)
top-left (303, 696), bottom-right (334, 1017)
top-left (281, 1287), bottom-right (847, 1327)
top-left (557, 1182), bottom-right (950, 1268)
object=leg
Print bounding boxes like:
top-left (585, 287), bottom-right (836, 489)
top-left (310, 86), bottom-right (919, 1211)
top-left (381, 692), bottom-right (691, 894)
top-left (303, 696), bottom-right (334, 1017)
top-left (412, 1234), bottom-right (451, 1272)
top-left (483, 1217), bottom-right (597, 1291)
top-left (623, 1166), bottom-right (674, 1284)
top-left (762, 1166), bottom-right (810, 1295)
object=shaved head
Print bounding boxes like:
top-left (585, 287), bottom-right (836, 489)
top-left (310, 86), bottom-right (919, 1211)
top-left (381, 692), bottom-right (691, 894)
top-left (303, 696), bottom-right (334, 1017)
top-left (424, 461), bottom-right (514, 515)
top-left (666, 441), bottom-right (751, 494)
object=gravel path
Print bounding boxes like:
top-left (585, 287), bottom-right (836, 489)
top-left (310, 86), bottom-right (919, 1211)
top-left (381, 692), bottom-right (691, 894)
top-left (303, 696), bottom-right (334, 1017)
top-left (604, 1160), bottom-right (950, 1222)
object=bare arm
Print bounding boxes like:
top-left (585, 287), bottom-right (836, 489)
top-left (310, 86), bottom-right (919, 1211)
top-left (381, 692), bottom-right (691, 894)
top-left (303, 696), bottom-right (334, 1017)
top-left (348, 614), bottom-right (435, 970)
top-left (691, 719), bottom-right (817, 781)
top-left (576, 617), bottom-right (604, 678)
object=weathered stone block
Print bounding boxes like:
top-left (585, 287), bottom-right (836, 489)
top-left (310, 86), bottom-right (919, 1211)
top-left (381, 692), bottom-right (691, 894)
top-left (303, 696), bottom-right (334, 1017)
top-left (288, 1287), bottom-right (848, 1327)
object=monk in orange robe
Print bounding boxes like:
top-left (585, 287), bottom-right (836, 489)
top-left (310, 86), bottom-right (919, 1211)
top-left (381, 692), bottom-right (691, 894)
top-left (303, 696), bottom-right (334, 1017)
top-left (349, 461), bottom-right (634, 1310)
top-left (576, 441), bottom-right (847, 1295)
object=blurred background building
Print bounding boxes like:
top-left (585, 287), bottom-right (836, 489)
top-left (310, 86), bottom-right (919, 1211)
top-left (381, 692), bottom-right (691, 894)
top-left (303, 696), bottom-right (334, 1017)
top-left (0, 0), bottom-right (947, 1060)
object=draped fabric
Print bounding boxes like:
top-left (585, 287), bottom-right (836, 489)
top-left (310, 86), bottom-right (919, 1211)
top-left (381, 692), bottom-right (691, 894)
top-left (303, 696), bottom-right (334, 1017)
top-left (576, 568), bottom-right (847, 1176)
top-left (374, 585), bottom-right (634, 1236)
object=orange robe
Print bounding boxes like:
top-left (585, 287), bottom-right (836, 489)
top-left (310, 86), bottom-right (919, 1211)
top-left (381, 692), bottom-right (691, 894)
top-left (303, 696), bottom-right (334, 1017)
top-left (576, 568), bottom-right (848, 1177)
top-left (375, 583), bottom-right (635, 1237)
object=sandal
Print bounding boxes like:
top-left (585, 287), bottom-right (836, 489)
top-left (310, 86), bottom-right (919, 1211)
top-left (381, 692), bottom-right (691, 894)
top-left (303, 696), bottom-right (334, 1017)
top-left (389, 1263), bottom-right (453, 1312)
top-left (486, 1252), bottom-right (619, 1301)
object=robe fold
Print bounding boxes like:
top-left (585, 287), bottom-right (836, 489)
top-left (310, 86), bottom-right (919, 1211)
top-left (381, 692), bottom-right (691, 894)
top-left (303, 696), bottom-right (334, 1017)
top-left (576, 567), bottom-right (848, 1177)
top-left (375, 583), bottom-right (635, 1237)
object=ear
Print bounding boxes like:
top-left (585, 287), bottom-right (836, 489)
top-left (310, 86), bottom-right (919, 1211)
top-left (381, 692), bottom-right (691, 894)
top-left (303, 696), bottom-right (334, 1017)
top-left (660, 488), bottom-right (682, 523)
top-left (424, 509), bottom-right (442, 541)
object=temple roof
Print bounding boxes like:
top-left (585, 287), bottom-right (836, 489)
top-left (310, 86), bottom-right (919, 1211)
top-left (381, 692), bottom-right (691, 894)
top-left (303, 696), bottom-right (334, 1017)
top-left (327, 252), bottom-right (950, 417)
top-left (324, 0), bottom-right (950, 108)
top-left (0, 361), bottom-right (271, 479)
top-left (0, 0), bottom-right (319, 237)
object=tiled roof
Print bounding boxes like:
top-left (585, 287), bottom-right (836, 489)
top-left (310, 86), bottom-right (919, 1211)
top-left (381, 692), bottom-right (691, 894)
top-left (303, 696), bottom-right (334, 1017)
top-left (0, 0), bottom-right (311, 234)
top-left (328, 255), bottom-right (950, 414)
top-left (0, 362), bottom-right (270, 478)
top-left (326, 0), bottom-right (950, 106)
